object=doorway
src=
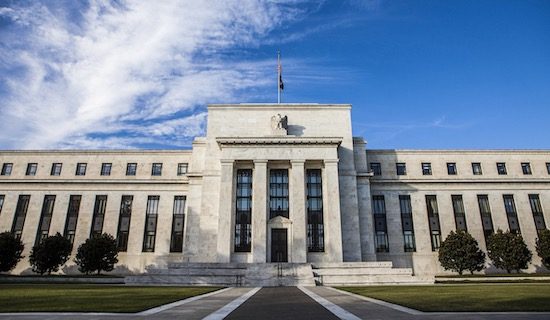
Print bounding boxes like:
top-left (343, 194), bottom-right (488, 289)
top-left (271, 228), bottom-right (288, 262)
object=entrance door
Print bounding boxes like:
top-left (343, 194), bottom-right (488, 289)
top-left (271, 228), bottom-right (288, 262)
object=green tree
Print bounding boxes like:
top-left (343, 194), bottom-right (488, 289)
top-left (75, 233), bottom-right (119, 275)
top-left (29, 233), bottom-right (72, 275)
top-left (438, 230), bottom-right (485, 275)
top-left (0, 232), bottom-right (24, 273)
top-left (487, 229), bottom-right (532, 273)
top-left (536, 229), bottom-right (550, 269)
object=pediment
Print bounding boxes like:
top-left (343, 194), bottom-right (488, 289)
top-left (268, 215), bottom-right (292, 226)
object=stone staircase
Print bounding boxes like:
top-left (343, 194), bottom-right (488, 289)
top-left (125, 261), bottom-right (433, 286)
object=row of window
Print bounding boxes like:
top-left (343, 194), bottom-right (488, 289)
top-left (3, 194), bottom-right (186, 253)
top-left (372, 193), bottom-right (546, 253)
top-left (370, 161), bottom-right (550, 176)
top-left (0, 162), bottom-right (189, 177)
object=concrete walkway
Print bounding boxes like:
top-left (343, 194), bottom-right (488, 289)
top-left (2, 286), bottom-right (550, 320)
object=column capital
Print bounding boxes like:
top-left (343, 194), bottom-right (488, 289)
top-left (290, 159), bottom-right (306, 165)
top-left (220, 159), bottom-right (234, 165)
top-left (324, 159), bottom-right (339, 165)
top-left (253, 159), bottom-right (269, 164)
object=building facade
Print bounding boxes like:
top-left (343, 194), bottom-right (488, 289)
top-left (0, 104), bottom-right (549, 276)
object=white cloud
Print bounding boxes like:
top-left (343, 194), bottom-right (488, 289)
top-left (0, 1), bottom-right (303, 149)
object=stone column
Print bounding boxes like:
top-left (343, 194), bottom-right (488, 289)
top-left (252, 160), bottom-right (268, 263)
top-left (291, 159), bottom-right (307, 263)
top-left (324, 159), bottom-right (344, 262)
top-left (216, 160), bottom-right (234, 262)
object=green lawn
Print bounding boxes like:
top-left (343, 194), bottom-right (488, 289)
top-left (0, 284), bottom-right (221, 313)
top-left (337, 284), bottom-right (550, 312)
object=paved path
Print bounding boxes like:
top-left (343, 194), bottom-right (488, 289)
top-left (2, 286), bottom-right (550, 320)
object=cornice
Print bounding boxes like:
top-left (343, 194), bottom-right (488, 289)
top-left (216, 136), bottom-right (343, 146)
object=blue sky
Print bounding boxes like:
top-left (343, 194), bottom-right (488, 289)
top-left (1, 1), bottom-right (549, 150)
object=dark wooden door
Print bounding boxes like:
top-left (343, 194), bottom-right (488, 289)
top-left (271, 228), bottom-right (288, 262)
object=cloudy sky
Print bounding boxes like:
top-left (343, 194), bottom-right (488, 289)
top-left (1, 0), bottom-right (549, 150)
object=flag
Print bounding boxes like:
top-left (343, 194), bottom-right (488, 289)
top-left (278, 64), bottom-right (284, 91)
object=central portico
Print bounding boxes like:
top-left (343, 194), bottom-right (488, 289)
top-left (183, 104), bottom-right (369, 265)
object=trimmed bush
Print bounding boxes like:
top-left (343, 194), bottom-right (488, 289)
top-left (0, 232), bottom-right (24, 272)
top-left (29, 233), bottom-right (72, 275)
top-left (487, 229), bottom-right (532, 273)
top-left (75, 233), bottom-right (119, 275)
top-left (536, 229), bottom-right (550, 269)
top-left (438, 230), bottom-right (485, 275)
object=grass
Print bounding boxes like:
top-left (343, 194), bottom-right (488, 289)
top-left (0, 284), bottom-right (221, 313)
top-left (337, 284), bottom-right (550, 312)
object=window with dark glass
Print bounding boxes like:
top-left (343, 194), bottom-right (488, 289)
top-left (307, 169), bottom-right (324, 252)
top-left (90, 195), bottom-right (107, 237)
top-left (477, 195), bottom-right (494, 243)
top-left (177, 163), bottom-right (188, 176)
top-left (35, 195), bottom-right (55, 245)
top-left (372, 195), bottom-right (389, 252)
top-left (101, 163), bottom-right (112, 176)
top-left (396, 163), bottom-right (407, 175)
top-left (1, 163), bottom-right (13, 176)
top-left (235, 170), bottom-right (252, 252)
top-left (451, 195), bottom-right (467, 231)
top-left (422, 163), bottom-right (432, 175)
top-left (151, 163), bottom-right (162, 176)
top-left (529, 194), bottom-right (546, 234)
top-left (269, 169), bottom-right (289, 219)
top-left (75, 163), bottom-right (87, 176)
top-left (370, 163), bottom-right (381, 176)
top-left (12, 195), bottom-right (30, 239)
top-left (399, 195), bottom-right (416, 252)
top-left (497, 162), bottom-right (507, 175)
top-left (170, 196), bottom-right (186, 252)
top-left (26, 163), bottom-right (38, 176)
top-left (521, 163), bottom-right (532, 175)
top-left (503, 195), bottom-right (520, 234)
top-left (447, 163), bottom-right (457, 175)
top-left (51, 163), bottom-right (62, 176)
top-left (115, 195), bottom-right (133, 251)
top-left (126, 163), bottom-right (137, 176)
top-left (547, 162), bottom-right (550, 175)
top-left (0, 195), bottom-right (4, 215)
top-left (143, 196), bottom-right (159, 252)
top-left (472, 162), bottom-right (482, 175)
top-left (426, 195), bottom-right (442, 251)
top-left (63, 195), bottom-right (81, 245)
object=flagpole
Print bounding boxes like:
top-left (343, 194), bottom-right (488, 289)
top-left (277, 50), bottom-right (281, 104)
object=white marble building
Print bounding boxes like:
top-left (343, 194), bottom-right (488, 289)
top-left (0, 103), bottom-right (549, 278)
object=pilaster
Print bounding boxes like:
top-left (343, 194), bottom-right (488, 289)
top-left (290, 160), bottom-right (307, 263)
top-left (252, 160), bottom-right (268, 262)
top-left (324, 159), bottom-right (344, 262)
top-left (216, 160), bottom-right (234, 262)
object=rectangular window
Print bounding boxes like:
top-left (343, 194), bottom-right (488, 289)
top-left (116, 195), bottom-right (133, 251)
top-left (372, 195), bottom-right (389, 252)
top-left (51, 163), bottom-right (62, 176)
top-left (447, 163), bottom-right (457, 175)
top-left (396, 163), bottom-right (407, 175)
top-left (126, 163), bottom-right (137, 176)
top-left (472, 162), bottom-right (483, 175)
top-left (529, 194), bottom-right (546, 234)
top-left (370, 163), bottom-right (381, 176)
top-left (151, 163), bottom-right (162, 176)
top-left (497, 162), bottom-right (507, 175)
top-left (12, 195), bottom-right (30, 239)
top-left (1, 163), bottom-right (13, 176)
top-left (426, 195), bottom-right (442, 251)
top-left (63, 195), bottom-right (81, 245)
top-left (307, 169), bottom-right (324, 252)
top-left (0, 195), bottom-right (4, 215)
top-left (547, 162), bottom-right (550, 174)
top-left (75, 163), bottom-right (87, 176)
top-left (269, 169), bottom-right (289, 219)
top-left (101, 163), bottom-right (112, 176)
top-left (170, 196), bottom-right (186, 252)
top-left (36, 195), bottom-right (56, 245)
top-left (235, 170), bottom-right (252, 252)
top-left (451, 195), bottom-right (467, 231)
top-left (90, 195), bottom-right (107, 237)
top-left (399, 195), bottom-right (416, 252)
top-left (503, 195), bottom-right (520, 234)
top-left (143, 196), bottom-right (159, 252)
top-left (26, 163), bottom-right (38, 176)
top-left (177, 163), bottom-right (188, 176)
top-left (521, 162), bottom-right (532, 175)
top-left (422, 163), bottom-right (432, 175)
top-left (477, 195), bottom-right (494, 243)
